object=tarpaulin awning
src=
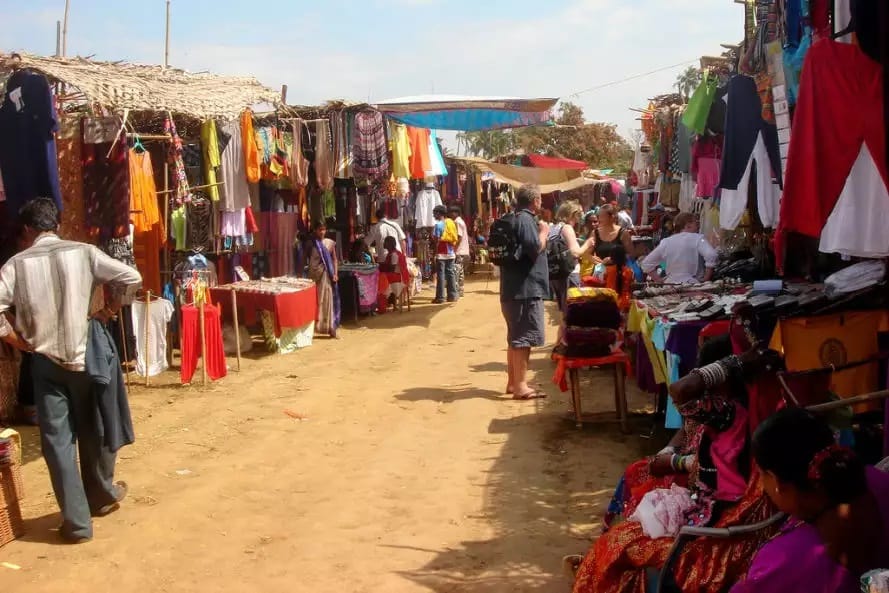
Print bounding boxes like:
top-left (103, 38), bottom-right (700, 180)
top-left (454, 157), bottom-right (595, 193)
top-left (376, 95), bottom-right (557, 132)
top-left (524, 154), bottom-right (588, 170)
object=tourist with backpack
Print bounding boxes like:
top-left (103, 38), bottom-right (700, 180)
top-left (495, 184), bottom-right (549, 400)
top-left (432, 205), bottom-right (460, 304)
top-left (547, 201), bottom-right (595, 353)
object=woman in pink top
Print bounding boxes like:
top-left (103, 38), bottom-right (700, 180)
top-left (731, 408), bottom-right (889, 593)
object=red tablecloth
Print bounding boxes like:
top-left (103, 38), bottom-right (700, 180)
top-left (210, 286), bottom-right (317, 338)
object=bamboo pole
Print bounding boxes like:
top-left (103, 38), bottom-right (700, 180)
top-left (144, 291), bottom-right (152, 387)
top-left (231, 287), bottom-right (241, 372)
top-left (199, 302), bottom-right (208, 388)
top-left (162, 162), bottom-right (170, 283)
top-left (62, 0), bottom-right (70, 57)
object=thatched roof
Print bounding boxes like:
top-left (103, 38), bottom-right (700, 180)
top-left (3, 53), bottom-right (281, 120)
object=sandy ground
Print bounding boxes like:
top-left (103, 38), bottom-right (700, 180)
top-left (1, 278), bottom-right (656, 593)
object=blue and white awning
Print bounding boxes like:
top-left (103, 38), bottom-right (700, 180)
top-left (376, 95), bottom-right (557, 131)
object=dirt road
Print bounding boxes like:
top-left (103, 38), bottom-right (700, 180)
top-left (2, 280), bottom-right (650, 592)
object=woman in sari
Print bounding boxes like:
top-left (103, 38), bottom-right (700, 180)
top-left (730, 408), bottom-right (889, 593)
top-left (571, 341), bottom-right (782, 593)
top-left (307, 221), bottom-right (340, 338)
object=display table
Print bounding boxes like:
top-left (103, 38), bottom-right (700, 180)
top-left (338, 264), bottom-right (380, 321)
top-left (628, 287), bottom-right (749, 428)
top-left (211, 278), bottom-right (317, 339)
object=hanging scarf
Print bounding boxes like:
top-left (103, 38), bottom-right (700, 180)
top-left (165, 114), bottom-right (191, 205)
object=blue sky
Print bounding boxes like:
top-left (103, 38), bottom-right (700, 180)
top-left (3, 0), bottom-right (743, 145)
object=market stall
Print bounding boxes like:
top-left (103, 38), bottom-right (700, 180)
top-left (210, 278), bottom-right (317, 355)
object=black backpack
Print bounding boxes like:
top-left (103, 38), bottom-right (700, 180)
top-left (547, 224), bottom-right (575, 280)
top-left (488, 213), bottom-right (519, 266)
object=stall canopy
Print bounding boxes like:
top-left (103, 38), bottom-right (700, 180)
top-left (524, 154), bottom-right (588, 170)
top-left (5, 53), bottom-right (281, 119)
top-left (454, 156), bottom-right (594, 193)
top-left (376, 95), bottom-right (557, 131)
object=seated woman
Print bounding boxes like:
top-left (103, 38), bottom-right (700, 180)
top-left (349, 239), bottom-right (374, 265)
top-left (380, 236), bottom-right (408, 309)
top-left (571, 342), bottom-right (782, 593)
top-left (730, 408), bottom-right (889, 593)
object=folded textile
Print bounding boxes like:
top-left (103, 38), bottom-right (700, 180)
top-left (565, 300), bottom-right (622, 329)
top-left (630, 484), bottom-right (695, 539)
top-left (567, 286), bottom-right (618, 303)
top-left (824, 260), bottom-right (885, 299)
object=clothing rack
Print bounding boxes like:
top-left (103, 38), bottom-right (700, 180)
top-left (280, 117), bottom-right (330, 124)
top-left (155, 181), bottom-right (224, 196)
top-left (125, 133), bottom-right (171, 141)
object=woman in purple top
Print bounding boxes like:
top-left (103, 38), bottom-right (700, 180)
top-left (731, 408), bottom-right (889, 593)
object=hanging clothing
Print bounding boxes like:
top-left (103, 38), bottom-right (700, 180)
top-left (406, 126), bottom-right (432, 179)
top-left (56, 118), bottom-right (90, 243)
top-left (85, 319), bottom-right (134, 454)
top-left (241, 111), bottom-right (261, 184)
top-left (0, 69), bottom-right (63, 223)
top-left (200, 120), bottom-right (221, 201)
top-left (428, 130), bottom-right (448, 177)
top-left (681, 72), bottom-right (718, 135)
top-left (389, 122), bottom-right (412, 179)
top-left (414, 186), bottom-right (442, 228)
top-left (128, 149), bottom-right (165, 294)
top-left (352, 111), bottom-right (389, 179)
top-left (777, 39), bottom-right (887, 268)
top-left (819, 144), bottom-right (889, 258)
top-left (315, 120), bottom-right (334, 191)
top-left (171, 206), bottom-right (187, 251)
top-left (718, 75), bottom-right (783, 230)
top-left (331, 111), bottom-right (354, 179)
top-left (164, 115), bottom-right (191, 205)
top-left (179, 304), bottom-right (227, 384)
top-left (219, 120), bottom-right (252, 212)
top-left (290, 120), bottom-right (310, 187)
top-left (132, 297), bottom-right (174, 377)
top-left (83, 132), bottom-right (130, 242)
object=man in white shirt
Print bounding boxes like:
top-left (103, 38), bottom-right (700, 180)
top-left (0, 198), bottom-right (142, 543)
top-left (617, 204), bottom-right (635, 230)
top-left (365, 209), bottom-right (406, 262)
top-left (449, 206), bottom-right (471, 297)
top-left (641, 212), bottom-right (718, 284)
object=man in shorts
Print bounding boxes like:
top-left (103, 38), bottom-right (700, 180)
top-left (500, 184), bottom-right (549, 400)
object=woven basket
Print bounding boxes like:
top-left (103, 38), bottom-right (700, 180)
top-left (0, 463), bottom-right (24, 547)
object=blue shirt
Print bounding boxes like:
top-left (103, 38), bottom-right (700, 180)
top-left (499, 209), bottom-right (549, 302)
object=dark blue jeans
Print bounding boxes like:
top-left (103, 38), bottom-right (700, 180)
top-left (32, 354), bottom-right (119, 539)
top-left (435, 258), bottom-right (458, 301)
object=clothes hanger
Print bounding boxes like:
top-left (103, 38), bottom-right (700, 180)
top-left (132, 132), bottom-right (146, 153)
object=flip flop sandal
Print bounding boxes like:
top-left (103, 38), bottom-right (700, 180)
top-left (512, 390), bottom-right (547, 400)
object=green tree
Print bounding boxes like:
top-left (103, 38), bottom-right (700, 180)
top-left (675, 66), bottom-right (702, 101)
top-left (456, 129), bottom-right (516, 159)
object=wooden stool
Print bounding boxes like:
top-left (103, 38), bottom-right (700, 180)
top-left (555, 352), bottom-right (632, 433)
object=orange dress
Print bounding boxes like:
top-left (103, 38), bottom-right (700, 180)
top-left (605, 266), bottom-right (635, 312)
top-left (406, 126), bottom-right (432, 179)
top-left (129, 149), bottom-right (165, 293)
top-left (241, 110), bottom-right (261, 183)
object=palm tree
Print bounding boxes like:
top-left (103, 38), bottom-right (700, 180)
top-left (675, 66), bottom-right (703, 101)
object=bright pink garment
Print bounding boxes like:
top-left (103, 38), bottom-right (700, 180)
top-left (696, 158), bottom-right (721, 197)
top-left (709, 403), bottom-right (749, 501)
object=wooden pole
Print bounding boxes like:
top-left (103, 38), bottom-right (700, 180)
top-left (199, 302), bottom-right (208, 388)
top-left (280, 84), bottom-right (288, 104)
top-left (118, 311), bottom-right (131, 388)
top-left (55, 21), bottom-right (61, 57)
top-left (144, 291), bottom-right (152, 387)
top-left (162, 162), bottom-right (170, 283)
top-left (164, 0), bottom-right (171, 68)
top-left (231, 287), bottom-right (241, 372)
top-left (62, 0), bottom-right (70, 57)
